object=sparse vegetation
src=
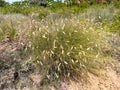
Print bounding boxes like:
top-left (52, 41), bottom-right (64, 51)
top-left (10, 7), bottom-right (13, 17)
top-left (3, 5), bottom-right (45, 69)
top-left (0, 0), bottom-right (120, 90)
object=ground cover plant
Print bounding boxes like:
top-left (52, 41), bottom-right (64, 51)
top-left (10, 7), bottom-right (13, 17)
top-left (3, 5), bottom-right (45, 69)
top-left (0, 1), bottom-right (120, 90)
top-left (31, 18), bottom-right (111, 83)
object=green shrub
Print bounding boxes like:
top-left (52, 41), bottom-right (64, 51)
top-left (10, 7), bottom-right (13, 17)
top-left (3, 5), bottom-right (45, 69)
top-left (78, 2), bottom-right (89, 8)
top-left (113, 2), bottom-right (120, 8)
top-left (110, 13), bottom-right (120, 32)
top-left (0, 0), bottom-right (9, 7)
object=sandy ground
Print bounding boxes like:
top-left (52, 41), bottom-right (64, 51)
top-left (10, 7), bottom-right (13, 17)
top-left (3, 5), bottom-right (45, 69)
top-left (66, 67), bottom-right (120, 90)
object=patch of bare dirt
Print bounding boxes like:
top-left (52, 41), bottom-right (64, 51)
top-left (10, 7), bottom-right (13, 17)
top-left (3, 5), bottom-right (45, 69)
top-left (62, 66), bottom-right (120, 90)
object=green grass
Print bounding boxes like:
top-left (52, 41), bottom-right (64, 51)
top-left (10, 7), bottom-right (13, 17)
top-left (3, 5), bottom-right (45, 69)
top-left (30, 18), bottom-right (112, 84)
top-left (0, 21), bottom-right (17, 41)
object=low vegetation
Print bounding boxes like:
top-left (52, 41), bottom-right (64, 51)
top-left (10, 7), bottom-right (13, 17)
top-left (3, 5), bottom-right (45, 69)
top-left (0, 1), bottom-right (120, 89)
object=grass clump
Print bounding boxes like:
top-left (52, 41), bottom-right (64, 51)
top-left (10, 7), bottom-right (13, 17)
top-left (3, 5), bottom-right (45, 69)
top-left (31, 19), bottom-right (109, 83)
top-left (110, 13), bottom-right (120, 32)
top-left (0, 22), bottom-right (17, 41)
